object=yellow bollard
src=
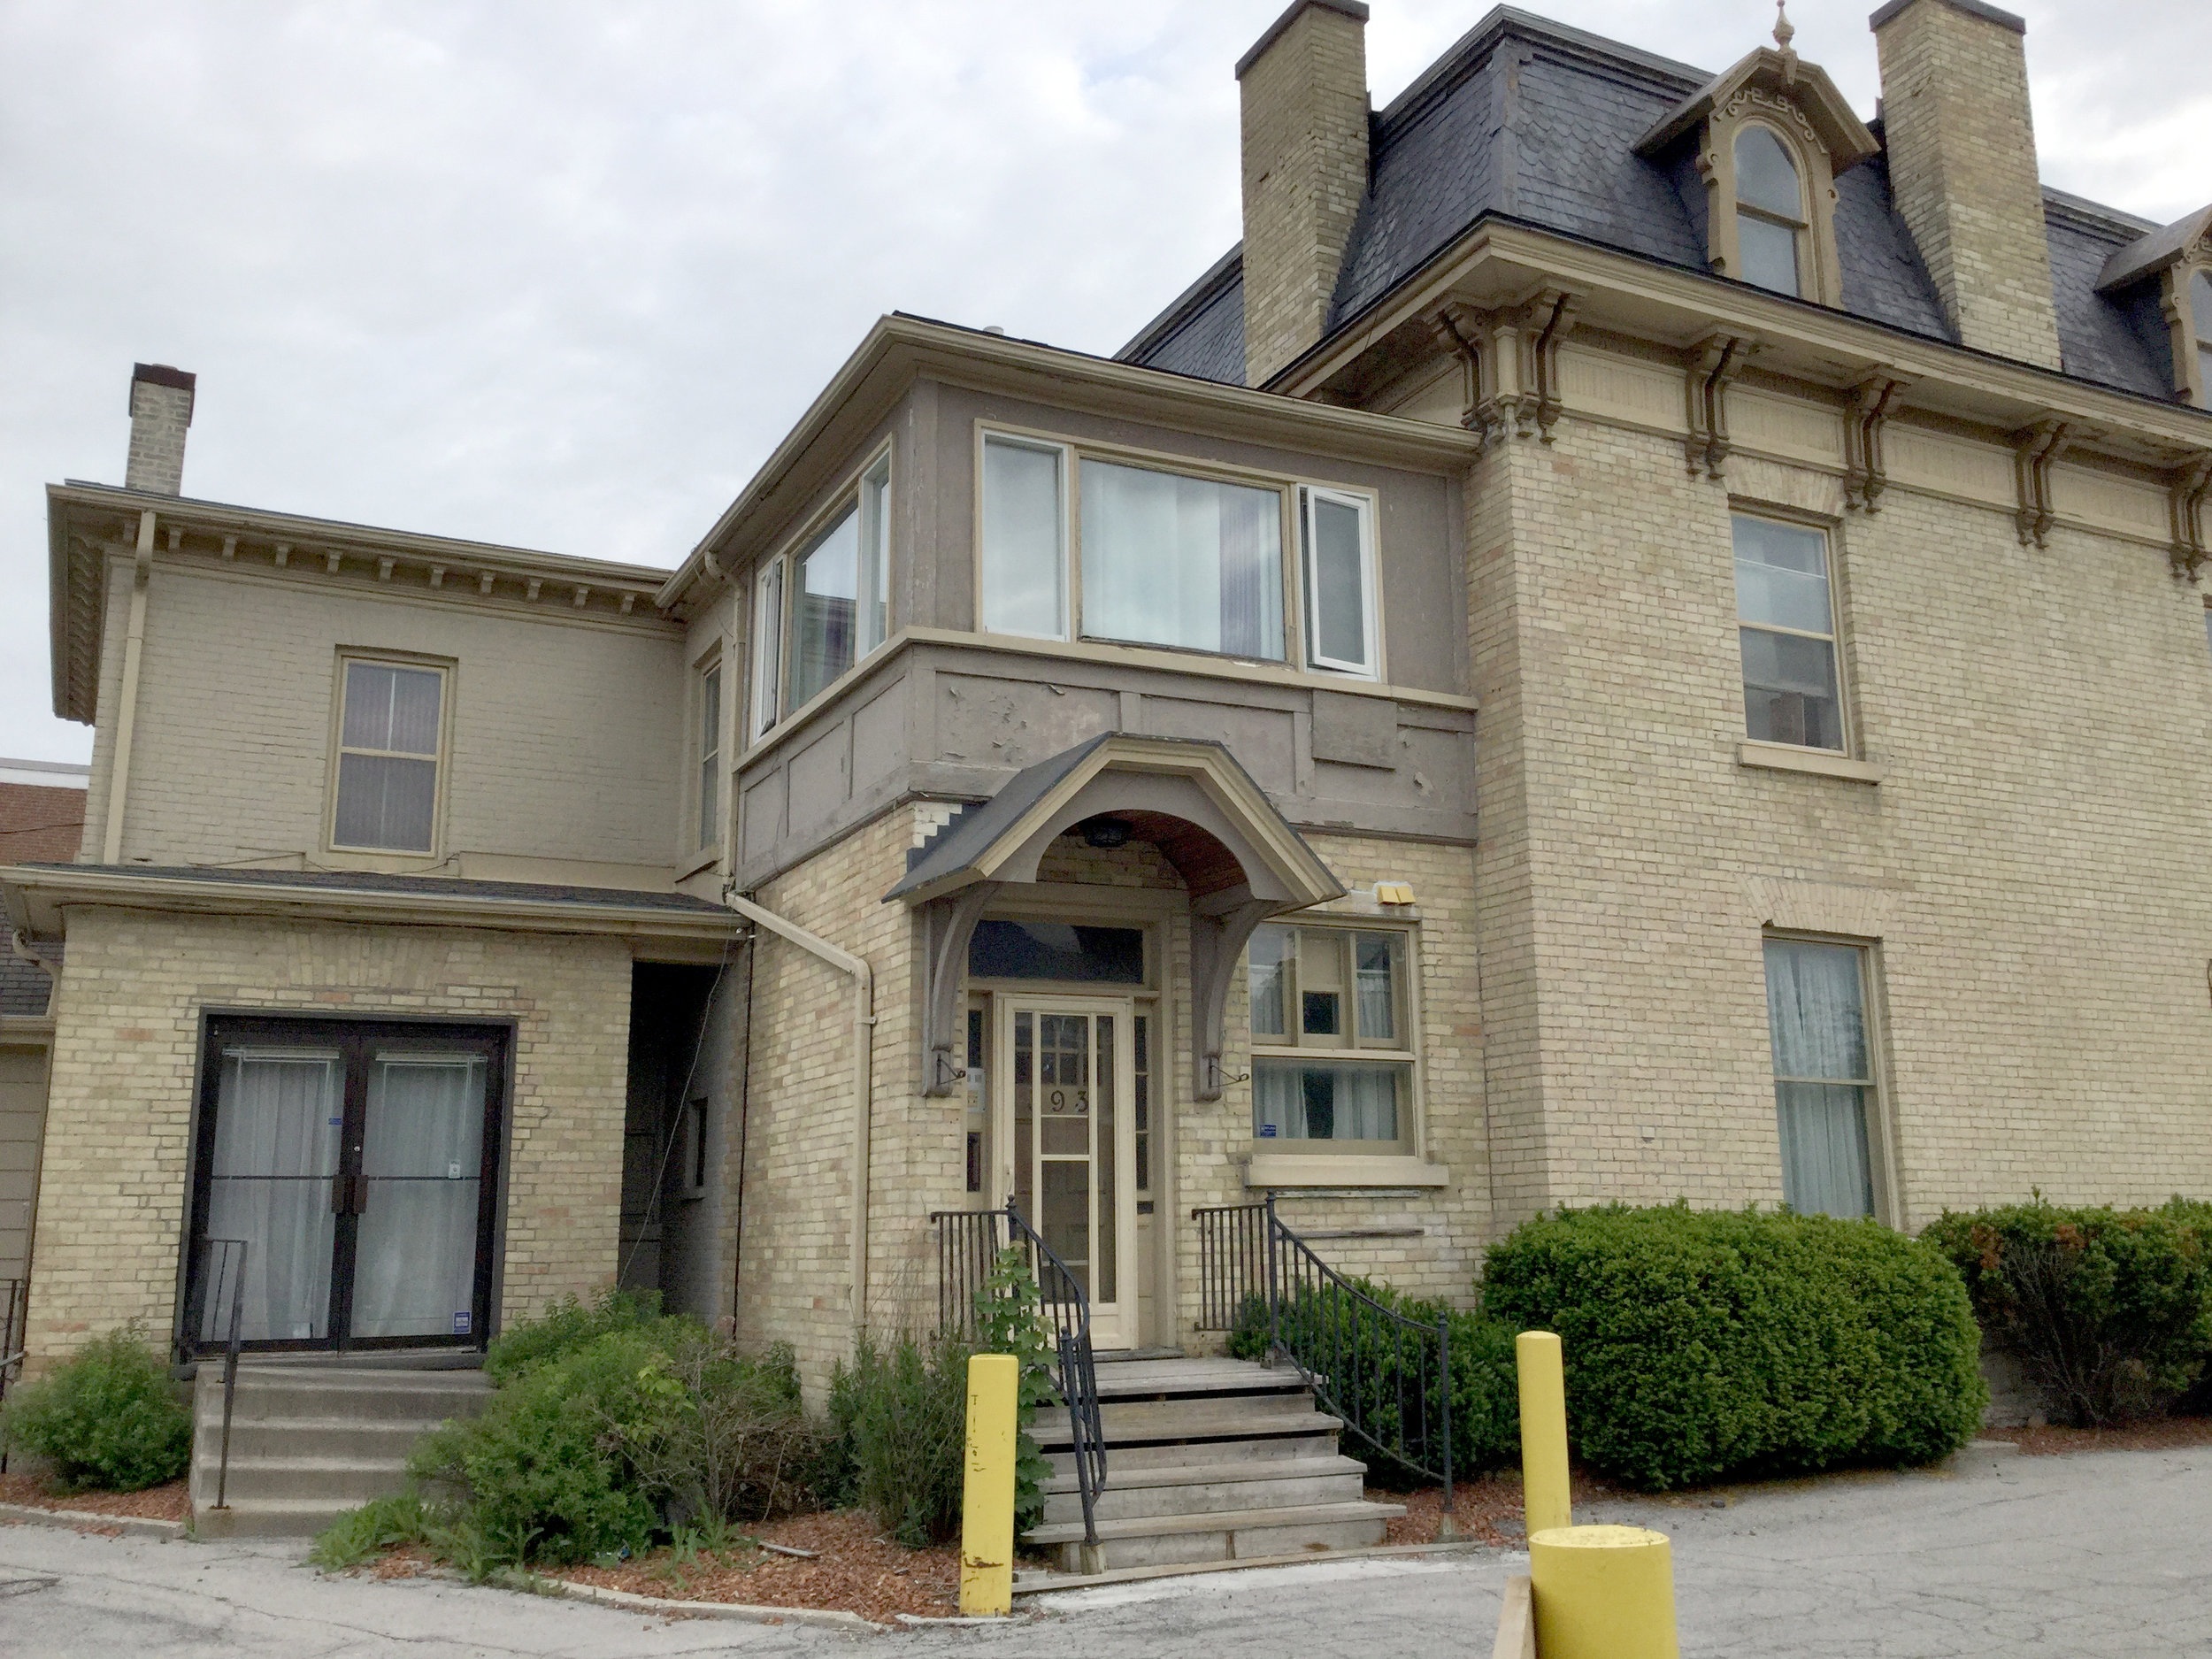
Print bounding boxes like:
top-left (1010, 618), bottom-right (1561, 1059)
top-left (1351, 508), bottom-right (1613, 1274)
top-left (1516, 1330), bottom-right (1572, 1537)
top-left (1528, 1525), bottom-right (1679, 1659)
top-left (958, 1353), bottom-right (1018, 1617)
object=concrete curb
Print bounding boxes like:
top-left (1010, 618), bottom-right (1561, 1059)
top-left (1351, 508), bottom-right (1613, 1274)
top-left (530, 1574), bottom-right (889, 1632)
top-left (1491, 1574), bottom-right (1534, 1659)
top-left (0, 1501), bottom-right (188, 1540)
top-left (1014, 1535), bottom-right (1488, 1595)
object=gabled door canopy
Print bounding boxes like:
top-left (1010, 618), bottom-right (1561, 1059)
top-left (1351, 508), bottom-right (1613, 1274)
top-left (887, 733), bottom-right (1345, 1101)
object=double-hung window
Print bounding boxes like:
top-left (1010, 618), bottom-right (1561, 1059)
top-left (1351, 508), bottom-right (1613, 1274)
top-left (1763, 937), bottom-right (1878, 1219)
top-left (331, 657), bottom-right (446, 854)
top-left (749, 451), bottom-right (891, 739)
top-left (1734, 125), bottom-right (1808, 298)
top-left (1734, 514), bottom-right (1845, 751)
top-left (979, 433), bottom-right (1379, 678)
top-left (695, 659), bottom-right (722, 853)
top-left (2193, 271), bottom-right (2212, 410)
top-left (1248, 923), bottom-right (1413, 1150)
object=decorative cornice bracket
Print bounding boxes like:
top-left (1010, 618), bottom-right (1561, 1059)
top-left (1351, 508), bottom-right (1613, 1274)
top-left (1685, 332), bottom-right (1755, 480)
top-left (2011, 418), bottom-right (2075, 548)
top-left (1843, 371), bottom-right (1913, 513)
top-left (1436, 291), bottom-right (1579, 448)
top-left (2170, 454), bottom-right (2212, 581)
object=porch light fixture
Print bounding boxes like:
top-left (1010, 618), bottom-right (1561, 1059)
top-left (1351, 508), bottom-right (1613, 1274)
top-left (1081, 816), bottom-right (1133, 849)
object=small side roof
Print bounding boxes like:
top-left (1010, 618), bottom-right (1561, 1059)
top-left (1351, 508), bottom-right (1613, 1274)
top-left (2096, 204), bottom-right (2212, 295)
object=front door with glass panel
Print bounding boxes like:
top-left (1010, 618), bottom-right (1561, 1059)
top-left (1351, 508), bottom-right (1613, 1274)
top-left (185, 1017), bottom-right (505, 1354)
top-left (996, 999), bottom-right (1138, 1350)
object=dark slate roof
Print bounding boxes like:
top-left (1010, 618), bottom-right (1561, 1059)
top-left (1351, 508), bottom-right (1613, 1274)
top-left (8, 863), bottom-right (733, 915)
top-left (1119, 4), bottom-right (2162, 401)
top-left (886, 734), bottom-right (1115, 902)
top-left (0, 926), bottom-right (52, 1019)
top-left (2044, 196), bottom-right (2177, 400)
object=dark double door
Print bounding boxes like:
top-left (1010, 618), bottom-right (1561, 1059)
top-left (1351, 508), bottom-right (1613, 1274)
top-left (185, 1017), bottom-right (506, 1354)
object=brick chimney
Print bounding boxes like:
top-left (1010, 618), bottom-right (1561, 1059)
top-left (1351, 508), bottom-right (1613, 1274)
top-left (126, 363), bottom-right (196, 495)
top-left (1237, 0), bottom-right (1370, 387)
top-left (1871, 0), bottom-right (2062, 369)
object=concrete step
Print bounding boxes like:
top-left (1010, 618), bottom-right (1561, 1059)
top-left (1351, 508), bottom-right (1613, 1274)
top-left (190, 1455), bottom-right (411, 1505)
top-left (1025, 1499), bottom-right (1402, 1573)
top-left (191, 1496), bottom-right (378, 1540)
top-left (1041, 1455), bottom-right (1368, 1525)
top-left (1033, 1397), bottom-right (1341, 1448)
top-left (1046, 1431), bottom-right (1337, 1476)
top-left (198, 1367), bottom-right (491, 1423)
top-left (187, 1417), bottom-right (448, 1464)
top-left (1088, 1358), bottom-right (1306, 1400)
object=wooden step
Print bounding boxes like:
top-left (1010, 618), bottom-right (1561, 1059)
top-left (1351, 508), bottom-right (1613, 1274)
top-left (1088, 1357), bottom-right (1306, 1399)
top-left (1033, 1394), bottom-right (1339, 1448)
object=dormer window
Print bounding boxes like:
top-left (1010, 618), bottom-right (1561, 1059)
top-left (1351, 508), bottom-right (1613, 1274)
top-left (2193, 270), bottom-right (2212, 410)
top-left (2095, 205), bottom-right (2212, 409)
top-left (1734, 125), bottom-right (1808, 297)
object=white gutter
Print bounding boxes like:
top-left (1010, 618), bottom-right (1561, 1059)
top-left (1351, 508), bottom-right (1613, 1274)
top-left (719, 884), bottom-right (875, 1343)
top-left (100, 510), bottom-right (156, 864)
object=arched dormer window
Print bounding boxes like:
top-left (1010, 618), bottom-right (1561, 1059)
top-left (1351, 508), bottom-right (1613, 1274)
top-left (1734, 124), bottom-right (1808, 297)
top-left (2193, 270), bottom-right (2212, 410)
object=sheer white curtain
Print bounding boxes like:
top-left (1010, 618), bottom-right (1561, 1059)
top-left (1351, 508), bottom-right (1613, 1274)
top-left (1081, 462), bottom-right (1282, 659)
top-left (204, 1052), bottom-right (340, 1341)
top-left (1764, 941), bottom-right (1874, 1217)
top-left (351, 1056), bottom-right (486, 1339)
top-left (1253, 1060), bottom-right (1400, 1142)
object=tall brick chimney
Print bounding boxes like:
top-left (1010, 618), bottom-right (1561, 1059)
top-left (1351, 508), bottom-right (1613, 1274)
top-left (1237, 0), bottom-right (1370, 387)
top-left (125, 363), bottom-right (196, 495)
top-left (1871, 0), bottom-right (2062, 369)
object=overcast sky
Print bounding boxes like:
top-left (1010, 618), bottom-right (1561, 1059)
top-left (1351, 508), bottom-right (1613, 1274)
top-left (4, 0), bottom-right (2207, 764)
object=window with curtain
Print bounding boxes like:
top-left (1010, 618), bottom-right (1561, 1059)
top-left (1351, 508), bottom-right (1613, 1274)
top-left (1303, 488), bottom-right (1377, 676)
top-left (751, 558), bottom-right (784, 739)
top-left (982, 436), bottom-right (1066, 639)
top-left (1735, 125), bottom-right (1807, 297)
top-left (1080, 460), bottom-right (1284, 660)
top-left (332, 659), bottom-right (444, 852)
top-left (1763, 938), bottom-right (1877, 1218)
top-left (350, 1054), bottom-right (487, 1339)
top-left (1248, 924), bottom-right (1413, 1148)
top-left (203, 1050), bottom-right (342, 1341)
top-left (2193, 270), bottom-right (2212, 409)
top-left (695, 661), bottom-right (721, 852)
top-left (1734, 515), bottom-right (1845, 751)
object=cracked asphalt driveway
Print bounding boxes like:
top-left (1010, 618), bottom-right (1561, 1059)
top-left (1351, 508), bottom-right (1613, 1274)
top-left (0, 1444), bottom-right (2204, 1657)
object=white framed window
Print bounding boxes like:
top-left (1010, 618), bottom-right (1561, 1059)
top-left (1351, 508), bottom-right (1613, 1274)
top-left (980, 434), bottom-right (1068, 640)
top-left (1734, 514), bottom-right (1846, 752)
top-left (1763, 936), bottom-right (1879, 1219)
top-left (2193, 270), bottom-right (2212, 411)
top-left (1247, 922), bottom-right (1414, 1152)
top-left (331, 657), bottom-right (447, 854)
top-left (695, 658), bottom-right (722, 853)
top-left (1734, 124), bottom-right (1808, 298)
top-left (750, 557), bottom-right (784, 741)
top-left (980, 429), bottom-right (1381, 678)
top-left (1302, 487), bottom-right (1378, 677)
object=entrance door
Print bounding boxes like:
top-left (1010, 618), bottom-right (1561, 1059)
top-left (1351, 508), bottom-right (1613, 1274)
top-left (187, 1018), bottom-right (504, 1354)
top-left (996, 998), bottom-right (1138, 1349)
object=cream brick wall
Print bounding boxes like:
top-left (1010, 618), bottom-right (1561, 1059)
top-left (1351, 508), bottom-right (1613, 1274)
top-left (1875, 0), bottom-right (2062, 369)
top-left (1239, 1), bottom-right (1370, 387)
top-left (1470, 413), bottom-right (2212, 1232)
top-left (23, 906), bottom-right (633, 1369)
top-left (82, 560), bottom-right (685, 877)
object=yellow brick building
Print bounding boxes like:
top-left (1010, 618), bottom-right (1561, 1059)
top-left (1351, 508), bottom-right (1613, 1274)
top-left (5, 0), bottom-right (2210, 1419)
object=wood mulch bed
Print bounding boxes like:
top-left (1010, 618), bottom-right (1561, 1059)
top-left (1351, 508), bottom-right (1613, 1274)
top-left (0, 1471), bottom-right (190, 1523)
top-left (1379, 1466), bottom-right (1623, 1548)
top-left (545, 1509), bottom-right (967, 1624)
top-left (1982, 1415), bottom-right (2212, 1455)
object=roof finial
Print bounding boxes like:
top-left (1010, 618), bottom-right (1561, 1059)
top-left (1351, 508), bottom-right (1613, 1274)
top-left (1773, 0), bottom-right (1795, 51)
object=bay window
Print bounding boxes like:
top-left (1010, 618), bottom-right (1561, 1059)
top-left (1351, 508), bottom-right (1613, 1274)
top-left (749, 449), bottom-right (891, 739)
top-left (2194, 270), bottom-right (2212, 410)
top-left (1248, 923), bottom-right (1414, 1149)
top-left (979, 432), bottom-right (1378, 677)
top-left (695, 658), bottom-right (722, 853)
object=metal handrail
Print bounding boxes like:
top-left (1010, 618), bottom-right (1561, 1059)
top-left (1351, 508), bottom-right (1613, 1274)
top-left (1192, 1195), bottom-right (1453, 1520)
top-left (187, 1238), bottom-right (250, 1510)
top-left (0, 1278), bottom-right (27, 1469)
top-left (928, 1201), bottom-right (1107, 1555)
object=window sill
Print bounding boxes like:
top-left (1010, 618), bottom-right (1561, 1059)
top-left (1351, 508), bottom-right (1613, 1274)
top-left (1736, 741), bottom-right (1883, 785)
top-left (1244, 1153), bottom-right (1448, 1189)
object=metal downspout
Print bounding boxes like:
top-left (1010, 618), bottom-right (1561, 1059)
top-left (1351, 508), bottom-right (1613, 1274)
top-left (719, 885), bottom-right (875, 1343)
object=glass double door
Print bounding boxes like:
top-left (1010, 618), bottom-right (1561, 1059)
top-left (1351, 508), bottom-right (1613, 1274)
top-left (996, 998), bottom-right (1138, 1350)
top-left (186, 1018), bottom-right (504, 1353)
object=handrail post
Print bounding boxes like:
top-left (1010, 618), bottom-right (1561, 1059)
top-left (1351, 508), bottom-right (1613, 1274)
top-left (215, 1240), bottom-right (245, 1511)
top-left (1263, 1191), bottom-right (1281, 1366)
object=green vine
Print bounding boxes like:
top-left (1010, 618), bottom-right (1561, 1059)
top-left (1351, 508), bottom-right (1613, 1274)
top-left (972, 1246), bottom-right (1060, 1533)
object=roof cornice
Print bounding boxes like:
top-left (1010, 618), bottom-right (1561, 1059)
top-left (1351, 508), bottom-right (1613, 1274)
top-left (659, 313), bottom-right (1484, 611)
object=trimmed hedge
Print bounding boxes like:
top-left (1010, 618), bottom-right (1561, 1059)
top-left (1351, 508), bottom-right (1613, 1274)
top-left (1481, 1205), bottom-right (1986, 1490)
top-left (1922, 1197), bottom-right (2212, 1426)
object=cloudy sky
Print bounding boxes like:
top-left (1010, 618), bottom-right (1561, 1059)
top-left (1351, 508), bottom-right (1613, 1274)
top-left (4, 0), bottom-right (2207, 764)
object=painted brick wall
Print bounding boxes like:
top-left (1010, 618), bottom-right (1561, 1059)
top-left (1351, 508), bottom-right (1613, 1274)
top-left (21, 906), bottom-right (632, 1370)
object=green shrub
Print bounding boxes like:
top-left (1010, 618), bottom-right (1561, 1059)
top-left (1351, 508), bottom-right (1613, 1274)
top-left (1230, 1281), bottom-right (1520, 1481)
top-left (1481, 1204), bottom-right (1985, 1491)
top-left (604, 1334), bottom-right (821, 1528)
top-left (970, 1248), bottom-right (1058, 1533)
top-left (311, 1492), bottom-right (432, 1571)
top-left (2, 1325), bottom-right (192, 1492)
top-left (482, 1287), bottom-right (675, 1384)
top-left (826, 1331), bottom-right (971, 1547)
top-left (1923, 1197), bottom-right (2212, 1426)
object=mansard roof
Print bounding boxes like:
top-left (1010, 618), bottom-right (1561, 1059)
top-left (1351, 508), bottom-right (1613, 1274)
top-left (1119, 5), bottom-right (2175, 405)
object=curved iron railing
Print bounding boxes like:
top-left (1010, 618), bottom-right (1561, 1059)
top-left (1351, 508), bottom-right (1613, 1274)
top-left (1192, 1195), bottom-right (1453, 1518)
top-left (929, 1200), bottom-right (1106, 1554)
